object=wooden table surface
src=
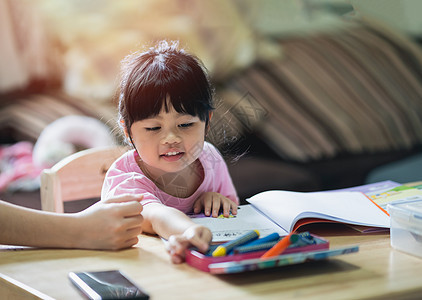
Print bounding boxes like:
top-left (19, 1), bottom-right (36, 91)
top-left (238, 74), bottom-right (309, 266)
top-left (1, 225), bottom-right (422, 300)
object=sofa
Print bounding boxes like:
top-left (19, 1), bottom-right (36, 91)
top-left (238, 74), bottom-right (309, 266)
top-left (214, 18), bottom-right (422, 202)
top-left (1, 4), bottom-right (422, 205)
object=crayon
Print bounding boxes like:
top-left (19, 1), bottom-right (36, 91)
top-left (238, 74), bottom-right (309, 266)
top-left (233, 232), bottom-right (280, 254)
top-left (233, 240), bottom-right (278, 254)
top-left (260, 232), bottom-right (299, 259)
top-left (294, 232), bottom-right (316, 246)
top-left (212, 230), bottom-right (260, 257)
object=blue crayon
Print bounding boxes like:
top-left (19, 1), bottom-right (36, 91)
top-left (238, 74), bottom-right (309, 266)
top-left (234, 232), bottom-right (316, 254)
top-left (245, 232), bottom-right (281, 246)
top-left (234, 240), bottom-right (279, 254)
top-left (233, 232), bottom-right (280, 254)
top-left (212, 230), bottom-right (260, 257)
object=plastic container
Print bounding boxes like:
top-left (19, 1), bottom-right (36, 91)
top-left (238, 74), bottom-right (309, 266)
top-left (388, 200), bottom-right (422, 258)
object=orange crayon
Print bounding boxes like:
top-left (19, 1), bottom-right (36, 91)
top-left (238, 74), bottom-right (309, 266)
top-left (260, 232), bottom-right (298, 259)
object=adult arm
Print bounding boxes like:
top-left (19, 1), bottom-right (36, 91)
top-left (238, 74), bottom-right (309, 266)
top-left (0, 194), bottom-right (144, 250)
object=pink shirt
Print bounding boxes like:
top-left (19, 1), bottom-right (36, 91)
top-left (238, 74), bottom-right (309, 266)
top-left (101, 142), bottom-right (239, 214)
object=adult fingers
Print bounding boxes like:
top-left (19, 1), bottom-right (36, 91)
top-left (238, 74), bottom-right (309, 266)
top-left (103, 194), bottom-right (143, 204)
top-left (115, 200), bottom-right (144, 217)
top-left (123, 215), bottom-right (144, 231)
top-left (119, 236), bottom-right (140, 250)
top-left (112, 227), bottom-right (142, 249)
top-left (106, 234), bottom-right (139, 251)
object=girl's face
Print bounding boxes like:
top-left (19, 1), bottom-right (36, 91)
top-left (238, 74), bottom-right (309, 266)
top-left (129, 104), bottom-right (207, 179)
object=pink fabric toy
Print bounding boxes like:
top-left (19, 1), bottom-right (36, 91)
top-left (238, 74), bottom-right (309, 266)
top-left (0, 141), bottom-right (43, 192)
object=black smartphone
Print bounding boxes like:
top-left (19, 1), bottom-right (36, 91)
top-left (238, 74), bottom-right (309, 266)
top-left (68, 270), bottom-right (149, 300)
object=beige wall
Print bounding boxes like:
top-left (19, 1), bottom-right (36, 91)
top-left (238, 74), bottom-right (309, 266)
top-left (351, 0), bottom-right (422, 35)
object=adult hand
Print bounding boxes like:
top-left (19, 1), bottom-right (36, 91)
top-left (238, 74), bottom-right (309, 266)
top-left (73, 194), bottom-right (144, 250)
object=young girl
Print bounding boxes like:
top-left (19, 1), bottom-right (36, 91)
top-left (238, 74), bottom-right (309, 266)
top-left (101, 40), bottom-right (239, 263)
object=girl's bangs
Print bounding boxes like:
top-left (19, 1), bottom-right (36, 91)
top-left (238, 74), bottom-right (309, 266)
top-left (128, 82), bottom-right (211, 123)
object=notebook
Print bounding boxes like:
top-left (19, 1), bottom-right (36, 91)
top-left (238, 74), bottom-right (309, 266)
top-left (191, 181), bottom-right (418, 242)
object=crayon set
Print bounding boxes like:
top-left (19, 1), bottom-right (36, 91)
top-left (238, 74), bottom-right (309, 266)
top-left (186, 231), bottom-right (332, 273)
top-left (210, 231), bottom-right (318, 258)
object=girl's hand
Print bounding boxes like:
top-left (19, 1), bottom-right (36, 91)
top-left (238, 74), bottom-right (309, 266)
top-left (193, 192), bottom-right (238, 218)
top-left (167, 224), bottom-right (212, 264)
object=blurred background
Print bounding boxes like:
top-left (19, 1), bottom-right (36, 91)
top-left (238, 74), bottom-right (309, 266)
top-left (5, 0), bottom-right (422, 107)
top-left (2, 0), bottom-right (422, 206)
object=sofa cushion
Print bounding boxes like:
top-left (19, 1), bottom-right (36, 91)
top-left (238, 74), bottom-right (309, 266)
top-left (219, 19), bottom-right (422, 162)
top-left (0, 91), bottom-right (116, 143)
top-left (227, 156), bottom-right (321, 203)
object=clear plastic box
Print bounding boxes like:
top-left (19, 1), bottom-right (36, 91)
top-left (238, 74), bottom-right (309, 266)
top-left (388, 200), bottom-right (422, 258)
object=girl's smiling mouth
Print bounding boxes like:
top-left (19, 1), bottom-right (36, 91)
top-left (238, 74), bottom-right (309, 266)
top-left (161, 151), bottom-right (184, 162)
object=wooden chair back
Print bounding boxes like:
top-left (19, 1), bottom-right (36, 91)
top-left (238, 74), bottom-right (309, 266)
top-left (40, 146), bottom-right (128, 213)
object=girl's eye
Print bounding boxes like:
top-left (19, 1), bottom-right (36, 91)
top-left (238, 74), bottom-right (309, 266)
top-left (179, 123), bottom-right (194, 128)
top-left (145, 127), bottom-right (161, 131)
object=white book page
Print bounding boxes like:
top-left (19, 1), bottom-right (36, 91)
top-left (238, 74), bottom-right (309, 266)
top-left (190, 205), bottom-right (288, 242)
top-left (247, 190), bottom-right (390, 231)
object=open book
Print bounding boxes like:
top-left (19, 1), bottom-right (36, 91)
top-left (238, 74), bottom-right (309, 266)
top-left (191, 181), bottom-right (422, 242)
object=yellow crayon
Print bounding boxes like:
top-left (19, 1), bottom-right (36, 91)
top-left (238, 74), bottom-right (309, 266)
top-left (212, 230), bottom-right (260, 257)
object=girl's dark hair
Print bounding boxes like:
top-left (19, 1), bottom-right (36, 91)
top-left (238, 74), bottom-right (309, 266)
top-left (118, 40), bottom-right (214, 140)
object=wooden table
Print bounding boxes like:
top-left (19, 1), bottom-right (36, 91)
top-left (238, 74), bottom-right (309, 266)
top-left (1, 226), bottom-right (422, 300)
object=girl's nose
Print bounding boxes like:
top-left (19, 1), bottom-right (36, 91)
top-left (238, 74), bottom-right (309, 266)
top-left (161, 129), bottom-right (181, 145)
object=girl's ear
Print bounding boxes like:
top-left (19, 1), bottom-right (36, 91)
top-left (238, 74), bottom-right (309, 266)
top-left (123, 127), bottom-right (130, 139)
top-left (205, 112), bottom-right (213, 136)
top-left (120, 120), bottom-right (130, 140)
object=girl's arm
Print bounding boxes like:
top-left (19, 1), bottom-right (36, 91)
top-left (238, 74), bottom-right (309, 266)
top-left (141, 203), bottom-right (212, 263)
top-left (0, 195), bottom-right (144, 250)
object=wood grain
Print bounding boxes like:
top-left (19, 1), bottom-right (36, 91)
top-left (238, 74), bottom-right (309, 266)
top-left (1, 230), bottom-right (422, 300)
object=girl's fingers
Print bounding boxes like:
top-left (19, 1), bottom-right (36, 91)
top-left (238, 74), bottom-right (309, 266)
top-left (231, 202), bottom-right (238, 215)
top-left (171, 253), bottom-right (183, 264)
top-left (222, 200), bottom-right (231, 218)
top-left (187, 226), bottom-right (212, 252)
top-left (192, 198), bottom-right (203, 214)
top-left (204, 197), bottom-right (212, 216)
top-left (168, 235), bottom-right (189, 256)
top-left (212, 195), bottom-right (221, 217)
